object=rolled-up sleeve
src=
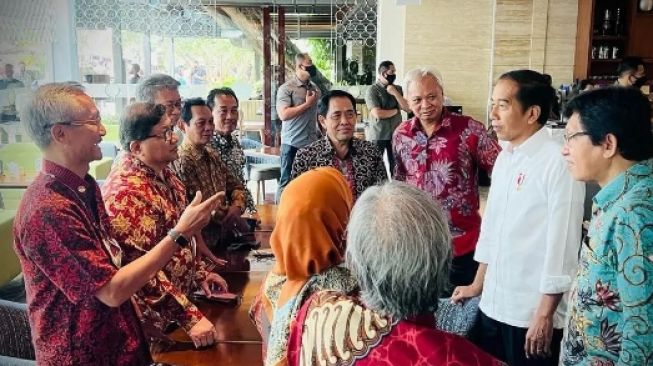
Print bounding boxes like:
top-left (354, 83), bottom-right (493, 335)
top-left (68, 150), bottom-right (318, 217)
top-left (539, 160), bottom-right (585, 294)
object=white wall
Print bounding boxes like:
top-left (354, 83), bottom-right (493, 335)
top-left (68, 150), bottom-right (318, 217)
top-left (376, 0), bottom-right (407, 80)
top-left (51, 0), bottom-right (79, 82)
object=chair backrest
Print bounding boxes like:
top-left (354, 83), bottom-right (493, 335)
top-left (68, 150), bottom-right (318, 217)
top-left (0, 299), bottom-right (35, 361)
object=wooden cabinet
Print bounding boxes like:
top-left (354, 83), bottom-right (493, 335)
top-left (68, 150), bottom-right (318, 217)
top-left (575, 0), bottom-right (653, 81)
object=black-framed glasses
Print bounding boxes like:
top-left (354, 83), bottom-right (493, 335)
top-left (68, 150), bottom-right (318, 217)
top-left (144, 125), bottom-right (176, 143)
top-left (563, 131), bottom-right (590, 143)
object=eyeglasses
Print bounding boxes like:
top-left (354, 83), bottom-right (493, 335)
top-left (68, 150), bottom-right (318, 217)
top-left (161, 101), bottom-right (182, 113)
top-left (48, 118), bottom-right (103, 131)
top-left (144, 125), bottom-right (176, 143)
top-left (563, 131), bottom-right (590, 143)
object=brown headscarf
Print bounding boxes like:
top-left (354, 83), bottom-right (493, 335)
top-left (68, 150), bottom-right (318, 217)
top-left (270, 167), bottom-right (353, 309)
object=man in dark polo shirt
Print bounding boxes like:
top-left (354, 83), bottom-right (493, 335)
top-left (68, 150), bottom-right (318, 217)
top-left (365, 60), bottom-right (410, 176)
top-left (276, 52), bottom-right (322, 200)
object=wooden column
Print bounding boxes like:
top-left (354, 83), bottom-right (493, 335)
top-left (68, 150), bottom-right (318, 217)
top-left (263, 6), bottom-right (272, 146)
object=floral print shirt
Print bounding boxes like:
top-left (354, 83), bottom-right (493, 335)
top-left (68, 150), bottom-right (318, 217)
top-left (102, 153), bottom-right (210, 333)
top-left (562, 159), bottom-right (653, 365)
top-left (171, 141), bottom-right (246, 248)
top-left (13, 160), bottom-right (150, 365)
top-left (393, 112), bottom-right (500, 256)
top-left (211, 132), bottom-right (257, 213)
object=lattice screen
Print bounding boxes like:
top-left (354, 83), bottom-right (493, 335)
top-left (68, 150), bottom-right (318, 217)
top-left (0, 0), bottom-right (56, 44)
top-left (333, 0), bottom-right (377, 47)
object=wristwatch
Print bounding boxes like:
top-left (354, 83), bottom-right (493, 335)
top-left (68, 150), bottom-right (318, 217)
top-left (168, 229), bottom-right (190, 247)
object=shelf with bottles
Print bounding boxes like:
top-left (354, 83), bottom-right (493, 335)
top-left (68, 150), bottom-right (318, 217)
top-left (592, 35), bottom-right (628, 41)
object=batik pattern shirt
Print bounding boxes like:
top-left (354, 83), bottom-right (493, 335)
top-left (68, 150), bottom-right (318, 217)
top-left (291, 136), bottom-right (387, 200)
top-left (562, 159), bottom-right (653, 365)
top-left (171, 141), bottom-right (246, 248)
top-left (13, 160), bottom-right (150, 365)
top-left (287, 291), bottom-right (506, 366)
top-left (211, 132), bottom-right (257, 213)
top-left (102, 153), bottom-right (209, 333)
top-left (393, 112), bottom-right (500, 256)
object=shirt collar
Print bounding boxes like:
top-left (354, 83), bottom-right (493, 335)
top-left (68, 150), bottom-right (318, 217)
top-left (291, 75), bottom-right (312, 88)
top-left (504, 126), bottom-right (548, 157)
top-left (408, 109), bottom-right (452, 135)
top-left (319, 135), bottom-right (357, 158)
top-left (593, 158), bottom-right (653, 211)
top-left (43, 159), bottom-right (95, 193)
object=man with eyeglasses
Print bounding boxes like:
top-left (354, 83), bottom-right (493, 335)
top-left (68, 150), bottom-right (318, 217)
top-left (290, 90), bottom-right (386, 200)
top-left (393, 67), bottom-right (500, 291)
top-left (14, 83), bottom-right (222, 364)
top-left (172, 97), bottom-right (248, 252)
top-left (560, 87), bottom-right (653, 366)
top-left (102, 102), bottom-right (228, 349)
top-left (452, 70), bottom-right (584, 365)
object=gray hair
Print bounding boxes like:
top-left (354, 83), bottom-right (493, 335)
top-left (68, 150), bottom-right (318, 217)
top-left (404, 67), bottom-right (445, 95)
top-left (135, 73), bottom-right (180, 102)
top-left (20, 82), bottom-right (88, 149)
top-left (346, 181), bottom-right (452, 319)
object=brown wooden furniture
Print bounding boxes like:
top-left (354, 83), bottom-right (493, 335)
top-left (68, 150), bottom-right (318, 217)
top-left (151, 271), bottom-right (267, 366)
top-left (575, 0), bottom-right (653, 81)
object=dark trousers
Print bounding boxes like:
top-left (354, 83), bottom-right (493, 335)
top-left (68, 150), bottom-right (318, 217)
top-left (479, 312), bottom-right (563, 366)
top-left (277, 144), bottom-right (298, 202)
top-left (371, 140), bottom-right (395, 177)
top-left (443, 250), bottom-right (479, 296)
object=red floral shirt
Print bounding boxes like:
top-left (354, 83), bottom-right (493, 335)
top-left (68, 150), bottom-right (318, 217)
top-left (102, 153), bottom-right (209, 333)
top-left (13, 160), bottom-right (150, 365)
top-left (393, 112), bottom-right (500, 256)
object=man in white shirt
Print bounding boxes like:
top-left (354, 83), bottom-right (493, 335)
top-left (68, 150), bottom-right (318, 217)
top-left (452, 70), bottom-right (584, 365)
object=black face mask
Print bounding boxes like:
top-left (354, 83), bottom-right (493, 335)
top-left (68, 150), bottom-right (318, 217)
top-left (303, 65), bottom-right (317, 78)
top-left (385, 74), bottom-right (396, 84)
top-left (633, 76), bottom-right (647, 88)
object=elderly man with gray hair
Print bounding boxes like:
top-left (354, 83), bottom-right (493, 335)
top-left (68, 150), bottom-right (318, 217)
top-left (13, 83), bottom-right (221, 364)
top-left (285, 181), bottom-right (504, 366)
top-left (136, 73), bottom-right (183, 126)
top-left (393, 67), bottom-right (501, 292)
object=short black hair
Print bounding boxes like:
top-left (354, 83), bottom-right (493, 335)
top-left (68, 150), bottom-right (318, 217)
top-left (119, 102), bottom-right (166, 150)
top-left (181, 97), bottom-right (207, 125)
top-left (498, 69), bottom-right (556, 125)
top-left (317, 90), bottom-right (357, 117)
top-left (206, 87), bottom-right (239, 110)
top-left (617, 57), bottom-right (645, 77)
top-left (563, 87), bottom-right (653, 161)
top-left (378, 60), bottom-right (394, 74)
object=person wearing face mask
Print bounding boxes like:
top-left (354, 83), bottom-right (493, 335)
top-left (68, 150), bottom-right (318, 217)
top-left (276, 53), bottom-right (322, 201)
top-left (616, 57), bottom-right (647, 89)
top-left (365, 61), bottom-right (411, 176)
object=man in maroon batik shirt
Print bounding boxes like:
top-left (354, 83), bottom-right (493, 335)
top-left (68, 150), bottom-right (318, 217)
top-left (13, 83), bottom-right (221, 365)
top-left (393, 68), bottom-right (500, 291)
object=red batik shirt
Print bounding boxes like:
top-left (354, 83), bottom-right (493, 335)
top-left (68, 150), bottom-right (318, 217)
top-left (13, 160), bottom-right (150, 365)
top-left (393, 111), bottom-right (500, 256)
top-left (102, 153), bottom-right (209, 333)
top-left (288, 291), bottom-right (506, 366)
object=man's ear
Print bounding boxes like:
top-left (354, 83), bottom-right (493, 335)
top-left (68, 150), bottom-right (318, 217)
top-left (50, 125), bottom-right (67, 145)
top-left (527, 105), bottom-right (542, 125)
top-left (601, 133), bottom-right (619, 159)
top-left (318, 115), bottom-right (327, 129)
top-left (129, 140), bottom-right (142, 155)
top-left (178, 120), bottom-right (187, 133)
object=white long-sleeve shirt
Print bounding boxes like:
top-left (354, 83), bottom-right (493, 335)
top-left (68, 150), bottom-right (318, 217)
top-left (475, 127), bottom-right (585, 329)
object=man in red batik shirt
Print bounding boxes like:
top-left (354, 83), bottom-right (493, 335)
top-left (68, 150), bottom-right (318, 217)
top-left (393, 68), bottom-right (500, 291)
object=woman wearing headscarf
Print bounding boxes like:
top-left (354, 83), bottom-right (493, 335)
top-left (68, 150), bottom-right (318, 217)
top-left (250, 167), bottom-right (358, 366)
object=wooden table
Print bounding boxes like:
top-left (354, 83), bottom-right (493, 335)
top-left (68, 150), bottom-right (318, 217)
top-left (152, 271), bottom-right (267, 366)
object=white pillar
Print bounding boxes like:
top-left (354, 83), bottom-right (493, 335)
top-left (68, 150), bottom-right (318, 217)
top-left (51, 0), bottom-right (79, 82)
top-left (376, 0), bottom-right (407, 79)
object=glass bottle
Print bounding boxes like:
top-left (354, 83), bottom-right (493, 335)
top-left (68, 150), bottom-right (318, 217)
top-left (614, 8), bottom-right (623, 36)
top-left (602, 9), bottom-right (612, 36)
